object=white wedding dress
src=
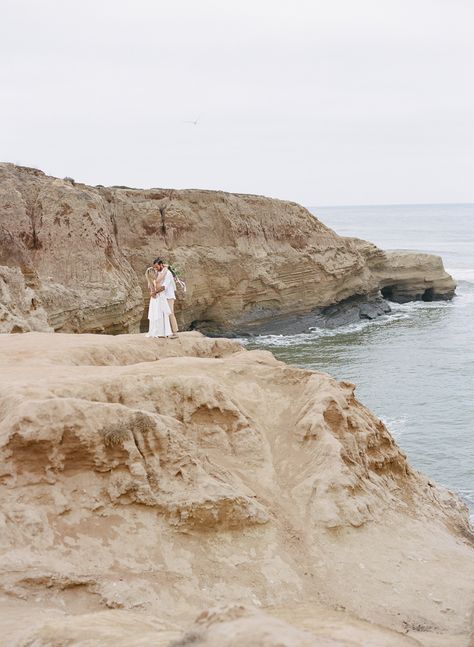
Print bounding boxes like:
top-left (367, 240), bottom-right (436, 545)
top-left (146, 289), bottom-right (172, 338)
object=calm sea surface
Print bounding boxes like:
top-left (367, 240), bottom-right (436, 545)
top-left (247, 204), bottom-right (474, 518)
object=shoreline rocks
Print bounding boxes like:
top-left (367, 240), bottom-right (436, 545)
top-left (196, 294), bottom-right (393, 337)
top-left (0, 163), bottom-right (456, 335)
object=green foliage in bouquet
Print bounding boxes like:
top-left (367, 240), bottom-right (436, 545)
top-left (168, 263), bottom-right (183, 279)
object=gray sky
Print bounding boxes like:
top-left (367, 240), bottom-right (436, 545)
top-left (2, 0), bottom-right (473, 205)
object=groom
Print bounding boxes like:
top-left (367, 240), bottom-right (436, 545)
top-left (152, 258), bottom-right (179, 337)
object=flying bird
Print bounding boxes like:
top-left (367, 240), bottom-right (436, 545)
top-left (183, 117), bottom-right (199, 126)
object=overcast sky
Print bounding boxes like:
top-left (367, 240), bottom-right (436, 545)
top-left (2, 0), bottom-right (473, 205)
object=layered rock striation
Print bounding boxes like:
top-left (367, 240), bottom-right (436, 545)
top-left (0, 332), bottom-right (472, 646)
top-left (350, 237), bottom-right (457, 303)
top-left (0, 163), bottom-right (456, 335)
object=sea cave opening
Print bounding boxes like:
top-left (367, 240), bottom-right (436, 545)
top-left (422, 287), bottom-right (434, 302)
top-left (381, 285), bottom-right (394, 300)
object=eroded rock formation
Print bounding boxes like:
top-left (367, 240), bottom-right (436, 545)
top-left (0, 163), bottom-right (456, 335)
top-left (350, 237), bottom-right (457, 303)
top-left (0, 332), bottom-right (472, 646)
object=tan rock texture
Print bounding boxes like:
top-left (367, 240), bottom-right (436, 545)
top-left (0, 163), bottom-right (456, 334)
top-left (168, 604), bottom-right (424, 646)
top-left (0, 332), bottom-right (472, 646)
top-left (350, 237), bottom-right (457, 302)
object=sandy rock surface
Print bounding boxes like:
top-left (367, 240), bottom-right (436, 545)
top-left (0, 332), bottom-right (472, 646)
top-left (0, 164), bottom-right (455, 334)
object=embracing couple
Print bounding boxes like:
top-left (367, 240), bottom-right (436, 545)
top-left (145, 258), bottom-right (181, 339)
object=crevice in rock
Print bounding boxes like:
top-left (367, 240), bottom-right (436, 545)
top-left (23, 188), bottom-right (43, 251)
top-left (159, 206), bottom-right (167, 238)
top-left (381, 285), bottom-right (394, 300)
top-left (422, 287), bottom-right (434, 302)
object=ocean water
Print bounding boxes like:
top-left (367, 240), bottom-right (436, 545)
top-left (247, 204), bottom-right (474, 518)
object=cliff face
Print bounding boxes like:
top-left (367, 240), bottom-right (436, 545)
top-left (0, 164), bottom-right (143, 334)
top-left (0, 164), bottom-right (455, 335)
top-left (0, 333), bottom-right (472, 646)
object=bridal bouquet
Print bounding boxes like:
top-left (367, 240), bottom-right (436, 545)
top-left (168, 264), bottom-right (187, 292)
top-left (168, 263), bottom-right (183, 278)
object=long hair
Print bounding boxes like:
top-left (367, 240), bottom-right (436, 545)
top-left (145, 267), bottom-right (156, 291)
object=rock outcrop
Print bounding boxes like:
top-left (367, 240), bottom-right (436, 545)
top-left (0, 332), bottom-right (472, 646)
top-left (350, 237), bottom-right (457, 303)
top-left (0, 163), bottom-right (456, 335)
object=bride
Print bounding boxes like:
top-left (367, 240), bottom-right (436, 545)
top-left (145, 263), bottom-right (172, 338)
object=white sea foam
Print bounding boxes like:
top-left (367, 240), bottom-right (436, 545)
top-left (239, 313), bottom-right (406, 347)
top-left (240, 300), bottom-right (450, 348)
top-left (379, 415), bottom-right (408, 438)
top-left (389, 299), bottom-right (453, 314)
top-left (451, 281), bottom-right (474, 306)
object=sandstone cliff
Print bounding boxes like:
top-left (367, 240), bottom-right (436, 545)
top-left (0, 163), bottom-right (456, 335)
top-left (0, 332), bottom-right (472, 646)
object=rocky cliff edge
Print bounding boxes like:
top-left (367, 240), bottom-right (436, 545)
top-left (0, 332), bottom-right (472, 646)
top-left (0, 164), bottom-right (456, 335)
